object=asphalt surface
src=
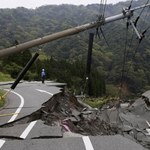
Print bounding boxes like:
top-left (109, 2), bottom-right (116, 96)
top-left (0, 81), bottom-right (61, 124)
top-left (0, 120), bottom-right (62, 139)
top-left (1, 135), bottom-right (147, 150)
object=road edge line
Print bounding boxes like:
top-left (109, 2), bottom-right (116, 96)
top-left (0, 90), bottom-right (25, 148)
top-left (7, 90), bottom-right (24, 123)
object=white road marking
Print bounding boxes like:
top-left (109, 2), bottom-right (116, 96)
top-left (0, 140), bottom-right (5, 148)
top-left (146, 120), bottom-right (150, 135)
top-left (7, 90), bottom-right (24, 123)
top-left (146, 120), bottom-right (150, 127)
top-left (82, 136), bottom-right (94, 150)
top-left (20, 120), bottom-right (37, 139)
top-left (36, 89), bottom-right (53, 95)
top-left (146, 129), bottom-right (150, 135)
top-left (0, 88), bottom-right (53, 148)
top-left (19, 88), bottom-right (54, 140)
top-left (0, 90), bottom-right (24, 148)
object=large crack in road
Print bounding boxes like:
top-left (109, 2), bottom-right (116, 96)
top-left (0, 91), bottom-right (150, 149)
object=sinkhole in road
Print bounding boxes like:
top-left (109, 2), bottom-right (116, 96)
top-left (0, 91), bottom-right (150, 149)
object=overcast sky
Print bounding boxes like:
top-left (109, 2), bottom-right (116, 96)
top-left (0, 0), bottom-right (128, 9)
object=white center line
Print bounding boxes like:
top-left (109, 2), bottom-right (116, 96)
top-left (19, 88), bottom-right (54, 139)
top-left (20, 120), bottom-right (37, 139)
top-left (0, 140), bottom-right (5, 149)
top-left (146, 120), bottom-right (150, 127)
top-left (82, 136), bottom-right (94, 150)
top-left (36, 89), bottom-right (53, 95)
top-left (146, 120), bottom-right (150, 135)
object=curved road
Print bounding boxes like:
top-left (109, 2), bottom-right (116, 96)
top-left (0, 81), bottom-right (61, 125)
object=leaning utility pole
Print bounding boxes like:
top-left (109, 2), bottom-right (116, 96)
top-left (0, 3), bottom-right (150, 57)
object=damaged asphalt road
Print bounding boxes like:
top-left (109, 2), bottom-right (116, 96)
top-left (0, 83), bottom-right (150, 149)
top-left (100, 98), bottom-right (150, 149)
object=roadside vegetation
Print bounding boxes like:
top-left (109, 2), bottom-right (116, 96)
top-left (0, 71), bottom-right (9, 108)
top-left (0, 90), bottom-right (5, 108)
top-left (83, 85), bottom-right (119, 108)
top-left (0, 72), bottom-right (13, 82)
top-left (83, 96), bottom-right (119, 108)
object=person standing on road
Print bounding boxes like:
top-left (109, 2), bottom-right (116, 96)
top-left (41, 69), bottom-right (46, 84)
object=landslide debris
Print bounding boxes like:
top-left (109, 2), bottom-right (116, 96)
top-left (0, 91), bottom-right (119, 136)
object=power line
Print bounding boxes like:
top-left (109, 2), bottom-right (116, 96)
top-left (126, 0), bottom-right (150, 59)
top-left (139, 4), bottom-right (150, 32)
top-left (96, 0), bottom-right (107, 41)
top-left (100, 27), bottom-right (109, 47)
top-left (98, 0), bottom-right (107, 17)
top-left (99, 0), bottom-right (103, 16)
top-left (139, 0), bottom-right (150, 16)
top-left (103, 0), bottom-right (107, 17)
top-left (128, 0), bottom-right (134, 9)
top-left (123, 24), bottom-right (149, 82)
top-left (134, 0), bottom-right (150, 27)
top-left (123, 18), bottom-right (150, 89)
top-left (143, 4), bottom-right (150, 21)
top-left (123, 27), bottom-right (149, 84)
top-left (118, 0), bottom-right (150, 97)
top-left (124, 41), bottom-right (141, 80)
top-left (119, 21), bottom-right (129, 98)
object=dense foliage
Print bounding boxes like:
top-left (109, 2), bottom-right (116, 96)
top-left (0, 0), bottom-right (150, 97)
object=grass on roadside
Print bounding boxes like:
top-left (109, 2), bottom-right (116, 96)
top-left (83, 97), bottom-right (119, 108)
top-left (0, 72), bottom-right (13, 82)
top-left (0, 89), bottom-right (5, 108)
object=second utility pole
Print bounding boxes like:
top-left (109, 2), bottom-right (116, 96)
top-left (86, 33), bottom-right (94, 96)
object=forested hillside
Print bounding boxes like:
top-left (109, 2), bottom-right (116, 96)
top-left (0, 0), bottom-right (150, 97)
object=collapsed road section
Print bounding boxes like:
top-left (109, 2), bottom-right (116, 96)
top-left (0, 91), bottom-right (150, 149)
